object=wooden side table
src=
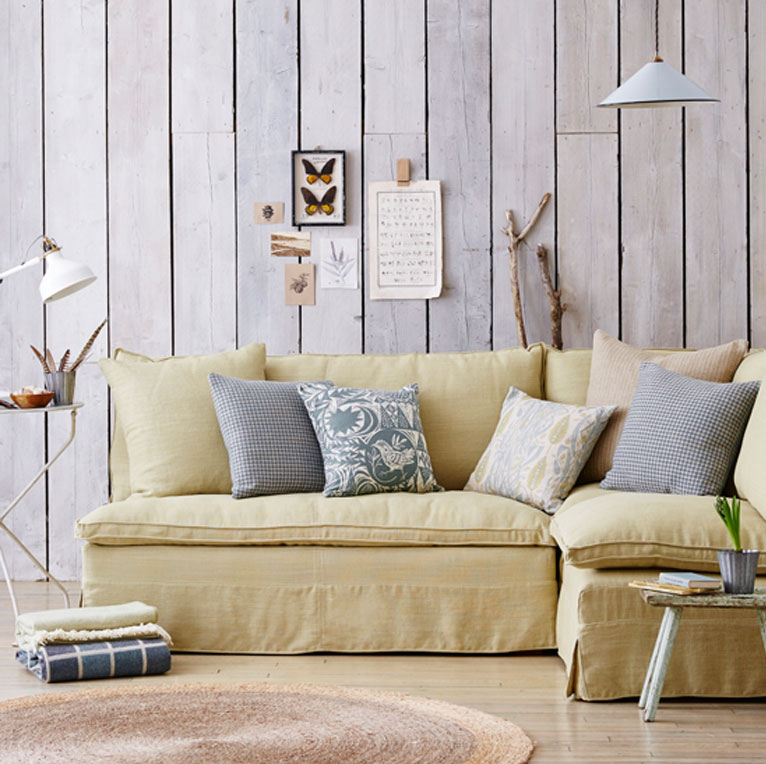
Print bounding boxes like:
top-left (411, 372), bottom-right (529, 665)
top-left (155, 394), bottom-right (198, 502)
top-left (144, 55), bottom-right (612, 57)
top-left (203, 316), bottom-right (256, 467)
top-left (638, 588), bottom-right (766, 722)
top-left (0, 402), bottom-right (83, 619)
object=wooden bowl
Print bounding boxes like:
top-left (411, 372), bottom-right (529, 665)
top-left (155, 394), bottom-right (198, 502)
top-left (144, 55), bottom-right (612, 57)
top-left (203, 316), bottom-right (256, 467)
top-left (11, 391), bottom-right (55, 409)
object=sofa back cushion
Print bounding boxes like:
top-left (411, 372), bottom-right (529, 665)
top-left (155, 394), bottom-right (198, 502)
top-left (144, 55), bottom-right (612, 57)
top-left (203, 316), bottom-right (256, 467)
top-left (543, 347), bottom-right (592, 405)
top-left (102, 344), bottom-right (266, 498)
top-left (265, 346), bottom-right (544, 490)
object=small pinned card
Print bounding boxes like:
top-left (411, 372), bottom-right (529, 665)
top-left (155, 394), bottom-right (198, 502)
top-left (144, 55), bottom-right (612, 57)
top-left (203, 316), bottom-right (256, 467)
top-left (320, 237), bottom-right (358, 289)
top-left (285, 263), bottom-right (315, 306)
top-left (254, 202), bottom-right (284, 224)
top-left (271, 231), bottom-right (311, 257)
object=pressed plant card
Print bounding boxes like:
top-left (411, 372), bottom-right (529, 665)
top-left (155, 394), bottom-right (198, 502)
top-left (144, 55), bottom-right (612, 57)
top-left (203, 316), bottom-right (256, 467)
top-left (319, 237), bottom-right (358, 289)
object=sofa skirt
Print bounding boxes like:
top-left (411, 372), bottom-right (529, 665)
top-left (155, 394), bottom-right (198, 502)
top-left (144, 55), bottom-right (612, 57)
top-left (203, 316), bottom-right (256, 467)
top-left (557, 563), bottom-right (766, 700)
top-left (82, 543), bottom-right (557, 654)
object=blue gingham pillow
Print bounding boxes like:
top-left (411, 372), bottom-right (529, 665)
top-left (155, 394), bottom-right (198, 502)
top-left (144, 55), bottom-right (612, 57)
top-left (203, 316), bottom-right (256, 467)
top-left (298, 382), bottom-right (442, 497)
top-left (209, 374), bottom-right (330, 498)
top-left (601, 363), bottom-right (760, 496)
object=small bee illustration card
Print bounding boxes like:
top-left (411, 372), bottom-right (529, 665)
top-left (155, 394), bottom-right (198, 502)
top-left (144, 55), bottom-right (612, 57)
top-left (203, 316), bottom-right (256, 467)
top-left (285, 263), bottom-right (315, 306)
top-left (254, 202), bottom-right (284, 224)
top-left (292, 150), bottom-right (346, 226)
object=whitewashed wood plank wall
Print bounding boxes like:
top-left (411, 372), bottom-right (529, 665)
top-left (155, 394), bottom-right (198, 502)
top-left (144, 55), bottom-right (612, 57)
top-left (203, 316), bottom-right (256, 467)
top-left (0, 0), bottom-right (762, 579)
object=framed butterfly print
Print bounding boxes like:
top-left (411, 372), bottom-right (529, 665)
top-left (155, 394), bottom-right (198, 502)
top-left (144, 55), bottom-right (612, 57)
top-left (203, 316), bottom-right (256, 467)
top-left (292, 150), bottom-right (346, 226)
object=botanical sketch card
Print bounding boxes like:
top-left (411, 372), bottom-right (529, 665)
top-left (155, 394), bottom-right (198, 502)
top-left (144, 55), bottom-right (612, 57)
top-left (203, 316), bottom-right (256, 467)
top-left (271, 230), bottom-right (311, 257)
top-left (285, 263), bottom-right (315, 306)
top-left (367, 180), bottom-right (443, 300)
top-left (319, 237), bottom-right (358, 289)
top-left (254, 202), bottom-right (284, 224)
top-left (292, 150), bottom-right (346, 226)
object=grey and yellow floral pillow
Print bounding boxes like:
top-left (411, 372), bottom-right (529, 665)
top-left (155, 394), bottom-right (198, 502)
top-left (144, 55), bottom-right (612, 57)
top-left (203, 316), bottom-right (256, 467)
top-left (298, 382), bottom-right (442, 497)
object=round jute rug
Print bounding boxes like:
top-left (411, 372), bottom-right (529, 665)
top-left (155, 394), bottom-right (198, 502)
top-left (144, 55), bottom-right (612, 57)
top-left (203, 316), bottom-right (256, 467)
top-left (0, 682), bottom-right (533, 764)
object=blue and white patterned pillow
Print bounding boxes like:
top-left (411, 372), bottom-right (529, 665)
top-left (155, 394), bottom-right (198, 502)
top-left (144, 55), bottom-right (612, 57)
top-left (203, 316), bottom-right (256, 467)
top-left (298, 382), bottom-right (442, 497)
top-left (209, 374), bottom-right (330, 498)
top-left (601, 363), bottom-right (761, 495)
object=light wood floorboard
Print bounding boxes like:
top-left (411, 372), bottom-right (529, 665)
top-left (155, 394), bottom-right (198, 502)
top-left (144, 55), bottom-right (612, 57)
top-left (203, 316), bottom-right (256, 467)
top-left (1, 582), bottom-right (765, 763)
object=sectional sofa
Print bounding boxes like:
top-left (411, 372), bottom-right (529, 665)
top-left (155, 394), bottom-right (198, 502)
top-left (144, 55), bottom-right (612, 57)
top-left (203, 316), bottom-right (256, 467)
top-left (76, 344), bottom-right (766, 701)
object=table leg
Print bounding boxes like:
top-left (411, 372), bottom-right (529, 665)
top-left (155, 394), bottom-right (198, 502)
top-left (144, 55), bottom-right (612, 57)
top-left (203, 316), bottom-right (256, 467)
top-left (758, 609), bottom-right (766, 656)
top-left (643, 605), bottom-right (682, 722)
top-left (0, 543), bottom-right (19, 620)
top-left (639, 607), bottom-right (671, 709)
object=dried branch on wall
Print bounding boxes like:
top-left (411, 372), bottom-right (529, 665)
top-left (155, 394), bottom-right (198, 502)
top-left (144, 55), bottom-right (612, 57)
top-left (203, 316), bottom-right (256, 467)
top-left (536, 244), bottom-right (567, 350)
top-left (501, 193), bottom-right (551, 348)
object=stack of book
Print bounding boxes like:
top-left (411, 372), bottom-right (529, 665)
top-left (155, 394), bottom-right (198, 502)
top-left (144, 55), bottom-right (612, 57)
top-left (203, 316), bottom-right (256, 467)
top-left (629, 571), bottom-right (721, 595)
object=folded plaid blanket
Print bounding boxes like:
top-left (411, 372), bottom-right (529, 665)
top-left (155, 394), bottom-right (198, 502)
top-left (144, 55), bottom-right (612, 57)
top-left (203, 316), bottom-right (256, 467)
top-left (16, 638), bottom-right (171, 683)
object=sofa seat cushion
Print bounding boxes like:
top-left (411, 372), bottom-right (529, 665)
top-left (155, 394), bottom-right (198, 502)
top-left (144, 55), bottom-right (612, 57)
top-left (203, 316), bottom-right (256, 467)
top-left (76, 491), bottom-right (554, 547)
top-left (550, 486), bottom-right (766, 572)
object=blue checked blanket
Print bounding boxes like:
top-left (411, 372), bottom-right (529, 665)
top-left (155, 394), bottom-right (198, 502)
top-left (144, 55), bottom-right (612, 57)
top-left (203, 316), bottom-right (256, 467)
top-left (16, 638), bottom-right (171, 683)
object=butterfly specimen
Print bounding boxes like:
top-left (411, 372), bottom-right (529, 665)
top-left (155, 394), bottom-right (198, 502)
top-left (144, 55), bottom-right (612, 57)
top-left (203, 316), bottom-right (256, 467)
top-left (301, 186), bottom-right (337, 216)
top-left (302, 157), bottom-right (335, 184)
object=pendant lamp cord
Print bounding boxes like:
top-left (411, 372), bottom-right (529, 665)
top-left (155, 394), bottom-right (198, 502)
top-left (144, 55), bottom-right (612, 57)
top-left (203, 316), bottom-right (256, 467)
top-left (654, 0), bottom-right (660, 59)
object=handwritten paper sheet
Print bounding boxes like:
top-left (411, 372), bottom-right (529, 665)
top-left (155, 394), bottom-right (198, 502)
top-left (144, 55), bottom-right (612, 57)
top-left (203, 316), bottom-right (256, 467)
top-left (368, 180), bottom-right (442, 300)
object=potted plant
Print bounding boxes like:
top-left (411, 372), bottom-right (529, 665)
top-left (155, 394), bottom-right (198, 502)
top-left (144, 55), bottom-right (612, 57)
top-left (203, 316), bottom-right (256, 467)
top-left (714, 496), bottom-right (760, 594)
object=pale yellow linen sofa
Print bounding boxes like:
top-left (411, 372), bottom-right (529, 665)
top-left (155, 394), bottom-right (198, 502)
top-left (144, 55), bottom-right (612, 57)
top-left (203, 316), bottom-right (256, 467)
top-left (76, 344), bottom-right (766, 701)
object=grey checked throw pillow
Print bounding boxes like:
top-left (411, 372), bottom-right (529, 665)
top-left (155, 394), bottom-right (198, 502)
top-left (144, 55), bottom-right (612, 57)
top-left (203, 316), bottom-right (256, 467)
top-left (209, 374), bottom-right (330, 498)
top-left (601, 363), bottom-right (760, 496)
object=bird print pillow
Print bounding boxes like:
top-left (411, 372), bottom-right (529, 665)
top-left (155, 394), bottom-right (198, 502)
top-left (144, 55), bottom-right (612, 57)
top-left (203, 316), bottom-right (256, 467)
top-left (298, 382), bottom-right (443, 497)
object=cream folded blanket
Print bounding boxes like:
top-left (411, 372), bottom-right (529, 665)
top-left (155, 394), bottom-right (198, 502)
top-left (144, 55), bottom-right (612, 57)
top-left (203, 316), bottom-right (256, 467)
top-left (15, 601), bottom-right (171, 652)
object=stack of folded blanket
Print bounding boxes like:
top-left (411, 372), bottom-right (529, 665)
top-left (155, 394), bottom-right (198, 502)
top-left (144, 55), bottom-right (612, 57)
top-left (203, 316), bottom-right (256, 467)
top-left (15, 601), bottom-right (172, 683)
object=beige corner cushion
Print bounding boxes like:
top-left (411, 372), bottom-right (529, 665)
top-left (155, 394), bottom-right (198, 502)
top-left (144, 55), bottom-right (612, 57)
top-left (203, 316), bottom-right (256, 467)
top-left (76, 490), bottom-right (554, 547)
top-left (265, 345), bottom-right (544, 490)
top-left (550, 486), bottom-right (766, 572)
top-left (582, 330), bottom-right (748, 482)
top-left (100, 343), bottom-right (266, 497)
top-left (543, 347), bottom-right (592, 405)
top-left (734, 351), bottom-right (766, 519)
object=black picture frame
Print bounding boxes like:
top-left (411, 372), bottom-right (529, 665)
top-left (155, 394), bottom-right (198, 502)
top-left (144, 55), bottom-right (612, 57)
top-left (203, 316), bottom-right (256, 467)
top-left (292, 149), bottom-right (346, 226)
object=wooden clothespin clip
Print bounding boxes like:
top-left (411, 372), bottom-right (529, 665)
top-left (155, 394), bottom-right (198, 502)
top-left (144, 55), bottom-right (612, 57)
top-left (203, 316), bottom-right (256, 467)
top-left (396, 158), bottom-right (411, 187)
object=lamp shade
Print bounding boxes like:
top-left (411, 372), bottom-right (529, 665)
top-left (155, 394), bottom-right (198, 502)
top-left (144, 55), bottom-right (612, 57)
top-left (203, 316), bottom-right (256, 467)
top-left (38, 250), bottom-right (97, 303)
top-left (598, 59), bottom-right (718, 108)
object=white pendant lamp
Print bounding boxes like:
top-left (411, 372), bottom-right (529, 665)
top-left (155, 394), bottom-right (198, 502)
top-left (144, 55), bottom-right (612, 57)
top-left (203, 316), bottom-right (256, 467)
top-left (0, 236), bottom-right (97, 303)
top-left (598, 0), bottom-right (717, 109)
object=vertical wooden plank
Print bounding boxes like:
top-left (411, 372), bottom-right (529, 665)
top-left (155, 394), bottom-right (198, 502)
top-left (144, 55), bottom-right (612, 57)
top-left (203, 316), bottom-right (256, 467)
top-left (363, 134), bottom-right (427, 353)
top-left (171, 0), bottom-right (233, 133)
top-left (108, 1), bottom-right (172, 356)
top-left (556, 0), bottom-right (618, 134)
top-left (620, 0), bottom-right (684, 347)
top-left (364, 0), bottom-right (425, 136)
top-left (427, 0), bottom-right (491, 352)
top-left (44, 0), bottom-right (109, 579)
top-left (236, 1), bottom-right (299, 354)
top-left (363, 0), bottom-right (426, 354)
top-left (685, 0), bottom-right (747, 347)
top-left (492, 0), bottom-right (555, 349)
top-left (173, 133), bottom-right (236, 355)
top-left (749, 0), bottom-right (766, 348)
top-left (557, 133), bottom-right (619, 348)
top-left (300, 0), bottom-right (362, 355)
top-left (0, 2), bottom-right (45, 580)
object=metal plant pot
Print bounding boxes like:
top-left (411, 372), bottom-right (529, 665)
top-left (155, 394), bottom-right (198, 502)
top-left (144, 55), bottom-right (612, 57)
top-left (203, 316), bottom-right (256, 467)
top-left (44, 371), bottom-right (76, 406)
top-left (717, 549), bottom-right (760, 594)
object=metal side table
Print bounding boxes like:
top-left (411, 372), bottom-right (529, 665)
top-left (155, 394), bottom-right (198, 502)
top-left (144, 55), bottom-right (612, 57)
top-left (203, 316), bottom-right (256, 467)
top-left (638, 588), bottom-right (766, 722)
top-left (0, 402), bottom-right (83, 618)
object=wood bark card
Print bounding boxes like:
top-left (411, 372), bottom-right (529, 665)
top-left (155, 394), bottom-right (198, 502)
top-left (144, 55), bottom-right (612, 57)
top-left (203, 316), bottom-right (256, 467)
top-left (368, 180), bottom-right (443, 300)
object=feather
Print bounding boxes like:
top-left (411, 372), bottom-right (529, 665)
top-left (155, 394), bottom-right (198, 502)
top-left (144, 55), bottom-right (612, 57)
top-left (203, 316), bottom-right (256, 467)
top-left (45, 348), bottom-right (56, 373)
top-left (69, 318), bottom-right (107, 371)
top-left (59, 349), bottom-right (70, 372)
top-left (30, 345), bottom-right (50, 373)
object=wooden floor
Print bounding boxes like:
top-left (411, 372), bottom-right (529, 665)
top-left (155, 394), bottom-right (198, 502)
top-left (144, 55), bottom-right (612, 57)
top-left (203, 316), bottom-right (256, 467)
top-left (1, 582), bottom-right (765, 763)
